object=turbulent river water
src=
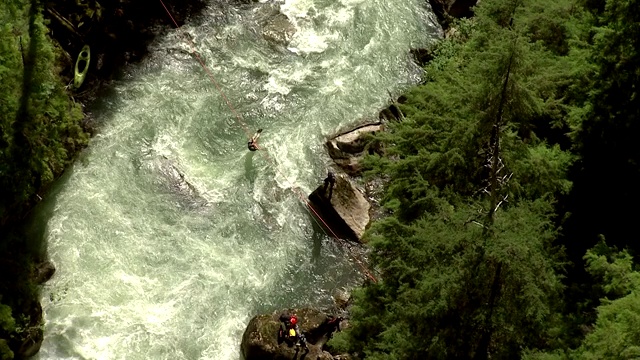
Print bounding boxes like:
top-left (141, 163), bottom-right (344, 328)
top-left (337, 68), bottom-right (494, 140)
top-left (33, 0), bottom-right (439, 358)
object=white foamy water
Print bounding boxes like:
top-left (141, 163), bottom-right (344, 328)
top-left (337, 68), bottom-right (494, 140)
top-left (34, 0), bottom-right (440, 358)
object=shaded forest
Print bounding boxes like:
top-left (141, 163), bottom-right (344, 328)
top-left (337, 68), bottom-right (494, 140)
top-left (326, 0), bottom-right (640, 358)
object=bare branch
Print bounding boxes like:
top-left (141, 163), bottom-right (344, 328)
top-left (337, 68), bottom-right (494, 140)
top-left (472, 221), bottom-right (486, 228)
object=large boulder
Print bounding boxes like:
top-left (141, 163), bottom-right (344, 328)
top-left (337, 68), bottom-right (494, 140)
top-left (308, 173), bottom-right (370, 242)
top-left (307, 123), bottom-right (385, 242)
top-left (326, 123), bottom-right (384, 176)
top-left (241, 308), bottom-right (338, 360)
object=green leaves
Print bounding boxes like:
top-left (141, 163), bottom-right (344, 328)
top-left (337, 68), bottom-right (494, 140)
top-left (341, 0), bottom-right (597, 357)
top-left (585, 246), bottom-right (640, 298)
top-left (345, 201), bottom-right (563, 359)
top-left (0, 304), bottom-right (15, 333)
top-left (0, 0), bottom-right (88, 222)
top-left (510, 143), bottom-right (574, 199)
top-left (575, 290), bottom-right (640, 359)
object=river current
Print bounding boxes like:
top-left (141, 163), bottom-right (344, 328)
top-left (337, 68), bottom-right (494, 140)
top-left (34, 0), bottom-right (439, 358)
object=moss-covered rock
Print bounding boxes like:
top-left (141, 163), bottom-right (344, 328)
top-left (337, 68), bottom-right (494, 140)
top-left (241, 308), bottom-right (339, 360)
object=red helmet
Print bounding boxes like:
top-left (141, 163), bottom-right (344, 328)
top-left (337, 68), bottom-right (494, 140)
top-left (290, 316), bottom-right (297, 325)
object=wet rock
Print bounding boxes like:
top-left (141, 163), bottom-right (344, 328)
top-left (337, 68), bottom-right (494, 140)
top-left (326, 123), bottom-right (384, 176)
top-left (136, 151), bottom-right (209, 210)
top-left (308, 173), bottom-right (370, 242)
top-left (306, 123), bottom-right (387, 242)
top-left (241, 308), bottom-right (338, 360)
top-left (410, 47), bottom-right (435, 67)
top-left (255, 4), bottom-right (296, 47)
top-left (32, 260), bottom-right (55, 285)
top-left (328, 123), bottom-right (384, 155)
top-left (332, 288), bottom-right (351, 310)
top-left (262, 13), bottom-right (296, 46)
top-left (16, 326), bottom-right (43, 359)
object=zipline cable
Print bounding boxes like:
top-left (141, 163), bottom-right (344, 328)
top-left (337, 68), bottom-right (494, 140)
top-left (157, 0), bottom-right (251, 139)
top-left (157, 0), bottom-right (377, 283)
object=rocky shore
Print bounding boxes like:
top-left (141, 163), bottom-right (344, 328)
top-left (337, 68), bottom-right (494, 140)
top-left (45, 0), bottom-right (208, 100)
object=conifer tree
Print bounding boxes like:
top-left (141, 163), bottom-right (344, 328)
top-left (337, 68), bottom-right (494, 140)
top-left (333, 0), bottom-right (577, 358)
top-left (564, 0), bottom-right (640, 255)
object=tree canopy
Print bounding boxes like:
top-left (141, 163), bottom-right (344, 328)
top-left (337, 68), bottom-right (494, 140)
top-left (327, 0), bottom-right (640, 357)
top-left (0, 0), bottom-right (88, 225)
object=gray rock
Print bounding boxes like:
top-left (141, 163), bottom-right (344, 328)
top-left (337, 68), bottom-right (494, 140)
top-left (256, 4), bottom-right (296, 46)
top-left (326, 123), bottom-right (383, 176)
top-left (332, 288), bottom-right (351, 310)
top-left (327, 123), bottom-right (383, 157)
top-left (136, 151), bottom-right (209, 210)
top-left (309, 173), bottom-right (370, 242)
top-left (262, 12), bottom-right (296, 46)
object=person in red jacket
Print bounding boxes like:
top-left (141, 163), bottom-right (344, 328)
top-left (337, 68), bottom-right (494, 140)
top-left (277, 313), bottom-right (308, 351)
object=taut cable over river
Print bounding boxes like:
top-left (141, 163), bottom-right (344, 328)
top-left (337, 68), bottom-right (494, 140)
top-left (33, 0), bottom-right (440, 358)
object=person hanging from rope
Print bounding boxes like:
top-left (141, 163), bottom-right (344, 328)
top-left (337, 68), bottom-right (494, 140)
top-left (323, 170), bottom-right (336, 200)
top-left (248, 129), bottom-right (263, 151)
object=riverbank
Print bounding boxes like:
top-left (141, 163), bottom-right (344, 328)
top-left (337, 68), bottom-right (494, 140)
top-left (0, 1), bottom-right (207, 358)
top-left (45, 0), bottom-right (209, 127)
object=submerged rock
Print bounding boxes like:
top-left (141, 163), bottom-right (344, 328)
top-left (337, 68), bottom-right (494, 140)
top-left (255, 4), bottom-right (297, 47)
top-left (137, 152), bottom-right (210, 210)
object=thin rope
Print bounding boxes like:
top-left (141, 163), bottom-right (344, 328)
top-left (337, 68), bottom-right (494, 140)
top-left (158, 0), bottom-right (251, 138)
top-left (157, 0), bottom-right (377, 283)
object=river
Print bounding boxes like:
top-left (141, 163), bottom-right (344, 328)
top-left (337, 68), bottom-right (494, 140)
top-left (34, 0), bottom-right (439, 358)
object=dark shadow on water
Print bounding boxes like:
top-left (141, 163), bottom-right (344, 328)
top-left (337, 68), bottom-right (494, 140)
top-left (244, 150), bottom-right (257, 185)
top-left (310, 217), bottom-right (325, 264)
top-left (21, 166), bottom-right (77, 258)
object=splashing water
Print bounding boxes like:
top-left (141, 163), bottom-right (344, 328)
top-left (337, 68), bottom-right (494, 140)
top-left (35, 0), bottom-right (440, 358)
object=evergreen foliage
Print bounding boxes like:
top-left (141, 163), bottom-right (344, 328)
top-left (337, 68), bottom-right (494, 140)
top-left (0, 0), bottom-right (88, 224)
top-left (563, 0), bottom-right (640, 256)
top-left (0, 0), bottom-right (638, 357)
top-left (331, 0), bottom-right (628, 358)
top-left (343, 201), bottom-right (562, 359)
top-left (525, 245), bottom-right (640, 359)
top-left (0, 303), bottom-right (14, 360)
top-left (1, 0), bottom-right (88, 356)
